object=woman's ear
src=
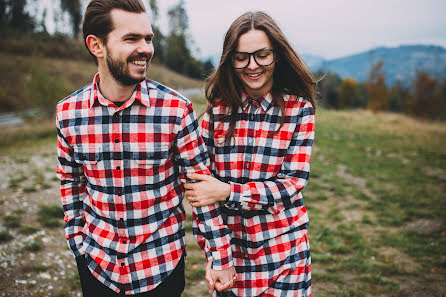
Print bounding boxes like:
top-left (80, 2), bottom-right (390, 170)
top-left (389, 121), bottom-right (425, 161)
top-left (86, 34), bottom-right (105, 59)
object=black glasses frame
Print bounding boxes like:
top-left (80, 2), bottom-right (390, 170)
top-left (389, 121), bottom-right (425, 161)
top-left (231, 49), bottom-right (275, 69)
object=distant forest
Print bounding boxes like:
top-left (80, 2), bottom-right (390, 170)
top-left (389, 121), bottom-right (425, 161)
top-left (0, 0), bottom-right (214, 80)
top-left (316, 60), bottom-right (446, 121)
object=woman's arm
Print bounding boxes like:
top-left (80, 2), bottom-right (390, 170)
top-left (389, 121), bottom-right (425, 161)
top-left (186, 101), bottom-right (315, 215)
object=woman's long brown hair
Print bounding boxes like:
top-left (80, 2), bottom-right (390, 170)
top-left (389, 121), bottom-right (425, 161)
top-left (205, 11), bottom-right (317, 144)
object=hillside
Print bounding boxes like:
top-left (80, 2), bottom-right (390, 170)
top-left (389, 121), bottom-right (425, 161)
top-left (302, 45), bottom-right (446, 86)
top-left (0, 51), bottom-right (203, 114)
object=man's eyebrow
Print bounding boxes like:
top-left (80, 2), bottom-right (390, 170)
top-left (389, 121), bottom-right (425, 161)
top-left (123, 33), bottom-right (154, 39)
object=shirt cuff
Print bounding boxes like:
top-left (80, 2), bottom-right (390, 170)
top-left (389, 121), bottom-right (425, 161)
top-left (210, 247), bottom-right (234, 271)
top-left (225, 182), bottom-right (244, 209)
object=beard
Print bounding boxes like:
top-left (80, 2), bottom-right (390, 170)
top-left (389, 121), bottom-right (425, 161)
top-left (106, 50), bottom-right (149, 86)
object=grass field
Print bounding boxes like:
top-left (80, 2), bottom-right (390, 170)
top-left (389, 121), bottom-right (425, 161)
top-left (0, 106), bottom-right (444, 296)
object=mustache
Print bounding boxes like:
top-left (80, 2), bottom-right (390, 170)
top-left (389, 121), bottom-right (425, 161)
top-left (128, 53), bottom-right (150, 61)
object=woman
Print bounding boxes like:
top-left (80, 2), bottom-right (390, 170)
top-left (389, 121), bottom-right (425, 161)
top-left (185, 11), bottom-right (316, 297)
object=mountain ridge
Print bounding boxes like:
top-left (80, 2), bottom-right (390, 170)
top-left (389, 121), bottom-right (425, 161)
top-left (302, 45), bottom-right (446, 86)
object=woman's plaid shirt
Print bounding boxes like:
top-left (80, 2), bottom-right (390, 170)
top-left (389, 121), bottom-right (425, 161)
top-left (194, 92), bottom-right (314, 296)
top-left (56, 74), bottom-right (232, 295)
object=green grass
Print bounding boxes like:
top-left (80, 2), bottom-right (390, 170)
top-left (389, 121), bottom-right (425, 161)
top-left (0, 230), bottom-right (13, 242)
top-left (37, 204), bottom-right (64, 228)
top-left (3, 215), bottom-right (22, 228)
top-left (308, 109), bottom-right (446, 296)
top-left (18, 225), bottom-right (39, 235)
top-left (0, 106), bottom-right (444, 296)
top-left (24, 239), bottom-right (44, 252)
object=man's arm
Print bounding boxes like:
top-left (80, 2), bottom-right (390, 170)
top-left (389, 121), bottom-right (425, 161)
top-left (56, 112), bottom-right (87, 258)
top-left (174, 101), bottom-right (234, 271)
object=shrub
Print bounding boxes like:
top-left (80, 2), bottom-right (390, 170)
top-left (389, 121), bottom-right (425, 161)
top-left (37, 205), bottom-right (64, 228)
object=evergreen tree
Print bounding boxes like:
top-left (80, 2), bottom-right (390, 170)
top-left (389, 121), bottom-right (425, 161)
top-left (388, 80), bottom-right (410, 112)
top-left (148, 0), bottom-right (165, 63)
top-left (166, 0), bottom-right (205, 79)
top-left (60, 0), bottom-right (82, 38)
top-left (316, 71), bottom-right (342, 109)
top-left (1, 0), bottom-right (35, 31)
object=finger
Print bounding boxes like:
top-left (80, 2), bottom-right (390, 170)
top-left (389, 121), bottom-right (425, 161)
top-left (183, 183), bottom-right (195, 190)
top-left (205, 260), bottom-right (213, 284)
top-left (215, 279), bottom-right (233, 292)
top-left (221, 279), bottom-right (234, 290)
top-left (187, 173), bottom-right (211, 181)
top-left (205, 261), bottom-right (214, 294)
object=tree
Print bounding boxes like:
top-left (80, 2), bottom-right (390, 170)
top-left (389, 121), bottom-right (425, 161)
top-left (337, 78), bottom-right (359, 109)
top-left (165, 0), bottom-right (205, 79)
top-left (367, 60), bottom-right (389, 112)
top-left (355, 82), bottom-right (369, 109)
top-left (147, 0), bottom-right (166, 63)
top-left (60, 0), bottom-right (82, 38)
top-left (316, 71), bottom-right (342, 109)
top-left (202, 59), bottom-right (215, 77)
top-left (167, 0), bottom-right (188, 36)
top-left (1, 0), bottom-right (35, 31)
top-left (406, 72), bottom-right (441, 119)
top-left (388, 80), bottom-right (410, 112)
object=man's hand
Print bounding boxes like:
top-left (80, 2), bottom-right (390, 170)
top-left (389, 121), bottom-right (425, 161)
top-left (205, 260), bottom-right (237, 294)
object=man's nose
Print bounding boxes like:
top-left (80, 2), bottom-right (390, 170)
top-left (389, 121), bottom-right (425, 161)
top-left (137, 40), bottom-right (153, 54)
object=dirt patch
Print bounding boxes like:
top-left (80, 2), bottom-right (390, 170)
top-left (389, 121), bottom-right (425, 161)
top-left (423, 167), bottom-right (446, 181)
top-left (378, 247), bottom-right (421, 273)
top-left (405, 218), bottom-right (443, 233)
top-left (336, 165), bottom-right (377, 200)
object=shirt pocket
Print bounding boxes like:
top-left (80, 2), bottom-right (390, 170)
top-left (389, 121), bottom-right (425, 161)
top-left (74, 144), bottom-right (103, 171)
top-left (131, 143), bottom-right (170, 167)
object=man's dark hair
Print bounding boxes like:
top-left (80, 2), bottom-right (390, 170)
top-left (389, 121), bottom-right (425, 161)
top-left (82, 0), bottom-right (146, 64)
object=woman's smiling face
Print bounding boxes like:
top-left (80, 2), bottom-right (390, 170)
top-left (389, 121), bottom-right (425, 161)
top-left (233, 29), bottom-right (275, 99)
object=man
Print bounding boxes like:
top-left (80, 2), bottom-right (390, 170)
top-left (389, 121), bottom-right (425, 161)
top-left (56, 1), bottom-right (234, 296)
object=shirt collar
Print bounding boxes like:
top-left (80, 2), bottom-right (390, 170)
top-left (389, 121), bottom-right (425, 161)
top-left (241, 90), bottom-right (274, 112)
top-left (89, 73), bottom-right (151, 109)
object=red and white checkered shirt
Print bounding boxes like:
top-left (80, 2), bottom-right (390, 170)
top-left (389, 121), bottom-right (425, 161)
top-left (56, 73), bottom-right (232, 295)
top-left (194, 92), bottom-right (314, 297)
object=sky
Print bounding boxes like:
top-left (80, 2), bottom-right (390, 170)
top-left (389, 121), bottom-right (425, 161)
top-left (157, 0), bottom-right (446, 60)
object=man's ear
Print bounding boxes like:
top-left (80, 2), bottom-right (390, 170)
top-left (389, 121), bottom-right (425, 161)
top-left (86, 35), bottom-right (105, 59)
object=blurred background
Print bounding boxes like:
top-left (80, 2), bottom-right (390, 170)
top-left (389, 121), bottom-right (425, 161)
top-left (0, 1), bottom-right (444, 296)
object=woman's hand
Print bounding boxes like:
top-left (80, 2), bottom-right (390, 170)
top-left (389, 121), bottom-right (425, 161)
top-left (184, 173), bottom-right (231, 207)
top-left (205, 259), bottom-right (237, 293)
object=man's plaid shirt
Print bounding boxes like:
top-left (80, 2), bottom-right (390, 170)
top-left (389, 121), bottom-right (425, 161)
top-left (56, 73), bottom-right (232, 295)
top-left (194, 92), bottom-right (314, 297)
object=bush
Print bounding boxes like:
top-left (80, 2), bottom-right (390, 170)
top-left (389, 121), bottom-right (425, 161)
top-left (0, 231), bottom-right (13, 242)
top-left (37, 205), bottom-right (64, 228)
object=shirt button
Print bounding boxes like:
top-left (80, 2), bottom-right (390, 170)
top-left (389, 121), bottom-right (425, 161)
top-left (117, 189), bottom-right (122, 196)
top-left (121, 262), bottom-right (125, 267)
top-left (116, 166), bottom-right (120, 171)
top-left (115, 138), bottom-right (120, 143)
top-left (122, 240), bottom-right (127, 244)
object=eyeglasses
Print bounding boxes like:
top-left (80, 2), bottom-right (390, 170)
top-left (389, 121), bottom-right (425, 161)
top-left (231, 49), bottom-right (275, 69)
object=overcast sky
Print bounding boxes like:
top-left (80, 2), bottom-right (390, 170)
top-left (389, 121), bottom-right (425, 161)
top-left (158, 0), bottom-right (446, 60)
